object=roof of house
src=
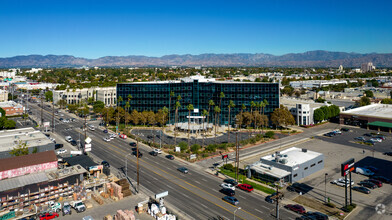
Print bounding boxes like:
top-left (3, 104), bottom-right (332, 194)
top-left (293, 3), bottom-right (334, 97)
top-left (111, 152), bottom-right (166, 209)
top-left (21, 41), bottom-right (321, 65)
top-left (0, 150), bottom-right (57, 172)
top-left (63, 155), bottom-right (97, 170)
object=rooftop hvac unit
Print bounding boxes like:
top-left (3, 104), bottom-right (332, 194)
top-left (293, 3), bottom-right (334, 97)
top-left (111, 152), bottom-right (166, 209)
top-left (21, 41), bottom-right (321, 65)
top-left (302, 149), bottom-right (308, 153)
top-left (279, 159), bottom-right (288, 164)
top-left (283, 154), bottom-right (288, 157)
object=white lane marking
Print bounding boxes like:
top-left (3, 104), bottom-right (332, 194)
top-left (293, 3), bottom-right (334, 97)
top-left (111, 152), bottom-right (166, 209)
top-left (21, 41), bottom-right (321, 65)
top-left (238, 195), bottom-right (246, 199)
top-left (152, 176), bottom-right (158, 181)
top-left (183, 194), bottom-right (190, 199)
top-left (200, 204), bottom-right (208, 209)
top-left (194, 180), bottom-right (201, 184)
top-left (201, 178), bottom-right (208, 182)
top-left (255, 209), bottom-right (263, 214)
top-left (145, 180), bottom-right (151, 184)
top-left (167, 185), bottom-right (174, 189)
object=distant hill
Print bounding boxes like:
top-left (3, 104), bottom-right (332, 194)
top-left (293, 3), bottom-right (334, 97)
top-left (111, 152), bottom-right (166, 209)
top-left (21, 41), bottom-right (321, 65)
top-left (1, 51), bottom-right (392, 68)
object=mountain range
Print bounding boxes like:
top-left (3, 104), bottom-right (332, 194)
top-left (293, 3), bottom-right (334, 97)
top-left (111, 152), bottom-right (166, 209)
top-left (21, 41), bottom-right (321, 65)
top-left (1, 51), bottom-right (392, 68)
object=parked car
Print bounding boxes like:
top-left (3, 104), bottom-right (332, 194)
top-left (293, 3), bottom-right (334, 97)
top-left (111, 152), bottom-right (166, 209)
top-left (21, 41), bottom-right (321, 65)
top-left (220, 188), bottom-right (235, 196)
top-left (70, 140), bottom-right (77, 146)
top-left (101, 161), bottom-right (110, 168)
top-left (359, 181), bottom-right (377, 189)
top-left (103, 129), bottom-right (108, 133)
top-left (375, 135), bottom-right (386, 140)
top-left (352, 186), bottom-right (371, 194)
top-left (70, 200), bottom-right (86, 213)
top-left (333, 130), bottom-right (342, 135)
top-left (48, 201), bottom-right (62, 213)
top-left (364, 133), bottom-right (372, 137)
top-left (364, 140), bottom-right (375, 145)
top-left (65, 136), bottom-right (73, 142)
top-left (88, 125), bottom-right (95, 131)
top-left (103, 137), bottom-right (111, 142)
top-left (340, 128), bottom-right (350, 132)
top-left (39, 212), bottom-right (59, 220)
top-left (154, 148), bottom-right (162, 154)
top-left (55, 144), bottom-right (64, 149)
top-left (331, 178), bottom-right (354, 187)
top-left (237, 184), bottom-right (254, 192)
top-left (119, 134), bottom-right (127, 139)
top-left (109, 133), bottom-right (117, 139)
top-left (222, 196), bottom-right (239, 206)
top-left (265, 192), bottom-right (283, 204)
top-left (129, 142), bottom-right (137, 147)
top-left (149, 151), bottom-right (158, 156)
top-left (306, 211), bottom-right (329, 220)
top-left (355, 167), bottom-right (374, 176)
top-left (220, 183), bottom-right (235, 191)
top-left (284, 204), bottom-right (306, 214)
top-left (354, 137), bottom-right (365, 141)
top-left (364, 179), bottom-right (382, 187)
top-left (177, 167), bottom-right (189, 174)
top-left (370, 138), bottom-right (382, 143)
top-left (383, 152), bottom-right (392, 156)
top-left (166, 155), bottom-right (175, 160)
top-left (363, 166), bottom-right (378, 173)
top-left (62, 202), bottom-right (72, 216)
top-left (56, 149), bottom-right (67, 155)
top-left (324, 132), bottom-right (335, 137)
top-left (372, 176), bottom-right (391, 184)
top-left (223, 179), bottom-right (238, 186)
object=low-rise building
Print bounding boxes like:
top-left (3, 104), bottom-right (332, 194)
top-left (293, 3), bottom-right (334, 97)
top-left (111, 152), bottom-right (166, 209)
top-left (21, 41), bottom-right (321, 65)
top-left (290, 80), bottom-right (347, 89)
top-left (247, 147), bottom-right (324, 183)
top-left (53, 87), bottom-right (116, 106)
top-left (0, 127), bottom-right (55, 159)
top-left (14, 82), bottom-right (59, 90)
top-left (0, 90), bottom-right (8, 102)
top-left (0, 101), bottom-right (24, 116)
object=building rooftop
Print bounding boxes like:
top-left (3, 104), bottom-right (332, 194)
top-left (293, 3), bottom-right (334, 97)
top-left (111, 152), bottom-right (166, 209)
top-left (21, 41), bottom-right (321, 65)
top-left (249, 163), bottom-right (291, 179)
top-left (0, 101), bottom-right (23, 108)
top-left (262, 147), bottom-right (323, 167)
top-left (341, 104), bottom-right (392, 120)
top-left (0, 127), bottom-right (53, 152)
top-left (0, 150), bottom-right (57, 172)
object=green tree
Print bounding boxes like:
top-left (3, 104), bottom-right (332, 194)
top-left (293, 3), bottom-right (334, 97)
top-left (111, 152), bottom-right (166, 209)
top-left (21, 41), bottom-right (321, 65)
top-left (190, 144), bottom-right (201, 153)
top-left (314, 108), bottom-right (325, 123)
top-left (187, 104), bottom-right (194, 147)
top-left (44, 91), bottom-right (53, 102)
top-left (93, 101), bottom-right (105, 114)
top-left (0, 108), bottom-right (5, 117)
top-left (218, 92), bottom-right (225, 127)
top-left (67, 104), bottom-right (78, 113)
top-left (9, 140), bottom-right (29, 157)
top-left (364, 90), bottom-right (374, 98)
top-left (358, 96), bottom-right (371, 106)
top-left (169, 91), bottom-right (174, 125)
top-left (381, 98), bottom-right (392, 104)
top-left (227, 100), bottom-right (235, 143)
top-left (4, 120), bottom-right (16, 129)
top-left (174, 98), bottom-right (181, 146)
top-left (207, 100), bottom-right (215, 128)
top-left (320, 106), bottom-right (331, 120)
top-left (140, 111), bottom-right (149, 126)
top-left (214, 106), bottom-right (221, 144)
top-left (130, 110), bottom-right (140, 125)
top-left (202, 109), bottom-right (208, 147)
top-left (270, 105), bottom-right (295, 128)
top-left (102, 107), bottom-right (115, 126)
top-left (57, 99), bottom-right (67, 109)
top-left (117, 96), bottom-right (123, 132)
top-left (390, 91), bottom-right (392, 99)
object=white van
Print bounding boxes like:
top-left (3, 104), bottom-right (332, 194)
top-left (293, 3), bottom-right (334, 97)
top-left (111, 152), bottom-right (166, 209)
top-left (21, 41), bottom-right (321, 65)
top-left (356, 167), bottom-right (374, 176)
top-left (65, 136), bottom-right (73, 142)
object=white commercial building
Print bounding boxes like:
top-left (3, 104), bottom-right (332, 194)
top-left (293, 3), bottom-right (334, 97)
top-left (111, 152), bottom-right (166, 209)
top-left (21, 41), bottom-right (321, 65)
top-left (53, 87), bottom-right (116, 106)
top-left (14, 83), bottom-right (59, 90)
top-left (290, 80), bottom-right (347, 89)
top-left (0, 90), bottom-right (8, 102)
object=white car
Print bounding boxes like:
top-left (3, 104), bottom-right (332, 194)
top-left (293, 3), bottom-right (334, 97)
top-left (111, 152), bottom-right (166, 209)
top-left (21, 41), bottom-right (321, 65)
top-left (220, 183), bottom-right (235, 190)
top-left (109, 133), bottom-right (117, 139)
top-left (65, 136), bottom-right (73, 142)
top-left (63, 119), bottom-right (69, 123)
top-left (88, 125), bottom-right (95, 131)
top-left (56, 149), bottom-right (67, 155)
top-left (370, 138), bottom-right (382, 143)
top-left (331, 178), bottom-right (354, 187)
top-left (356, 167), bottom-right (374, 176)
top-left (103, 137), bottom-right (111, 142)
top-left (154, 148), bottom-right (162, 154)
top-left (49, 138), bottom-right (56, 142)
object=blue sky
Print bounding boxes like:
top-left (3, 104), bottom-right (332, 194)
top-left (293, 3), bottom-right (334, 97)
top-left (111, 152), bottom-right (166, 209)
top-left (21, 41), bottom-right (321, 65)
top-left (0, 0), bottom-right (391, 58)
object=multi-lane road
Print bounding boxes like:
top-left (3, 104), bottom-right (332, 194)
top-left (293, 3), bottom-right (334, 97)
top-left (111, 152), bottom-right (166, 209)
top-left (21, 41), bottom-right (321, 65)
top-left (29, 101), bottom-right (300, 220)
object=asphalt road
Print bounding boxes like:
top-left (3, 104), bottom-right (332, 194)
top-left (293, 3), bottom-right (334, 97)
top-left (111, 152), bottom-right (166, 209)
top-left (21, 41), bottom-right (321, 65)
top-left (28, 101), bottom-right (300, 220)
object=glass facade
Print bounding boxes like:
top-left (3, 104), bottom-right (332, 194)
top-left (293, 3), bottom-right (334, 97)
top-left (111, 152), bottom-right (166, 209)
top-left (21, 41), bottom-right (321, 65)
top-left (117, 80), bottom-right (280, 125)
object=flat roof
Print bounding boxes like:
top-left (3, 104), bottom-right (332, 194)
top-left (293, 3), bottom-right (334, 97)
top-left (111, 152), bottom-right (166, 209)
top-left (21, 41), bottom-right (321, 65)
top-left (262, 147), bottom-right (323, 167)
top-left (341, 104), bottom-right (392, 120)
top-left (0, 127), bottom-right (53, 152)
top-left (250, 163), bottom-right (291, 179)
top-left (368, 121), bottom-right (392, 128)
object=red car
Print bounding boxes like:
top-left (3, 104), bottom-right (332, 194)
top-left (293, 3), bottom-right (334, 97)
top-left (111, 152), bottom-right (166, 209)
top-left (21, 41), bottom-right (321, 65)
top-left (284, 204), bottom-right (306, 214)
top-left (119, 134), bottom-right (127, 139)
top-left (368, 179), bottom-right (383, 187)
top-left (237, 184), bottom-right (254, 192)
top-left (39, 212), bottom-right (59, 220)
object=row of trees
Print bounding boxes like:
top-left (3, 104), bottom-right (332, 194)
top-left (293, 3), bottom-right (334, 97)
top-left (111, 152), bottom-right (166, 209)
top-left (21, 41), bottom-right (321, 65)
top-left (314, 105), bottom-right (340, 123)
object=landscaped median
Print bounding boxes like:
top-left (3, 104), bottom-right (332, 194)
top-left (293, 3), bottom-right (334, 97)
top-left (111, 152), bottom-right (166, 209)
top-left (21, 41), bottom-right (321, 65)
top-left (219, 166), bottom-right (276, 194)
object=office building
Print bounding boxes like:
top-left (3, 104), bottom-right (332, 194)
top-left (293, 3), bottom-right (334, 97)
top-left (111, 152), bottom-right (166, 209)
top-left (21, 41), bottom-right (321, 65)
top-left (117, 75), bottom-right (280, 125)
top-left (361, 62), bottom-right (375, 73)
top-left (53, 87), bottom-right (116, 106)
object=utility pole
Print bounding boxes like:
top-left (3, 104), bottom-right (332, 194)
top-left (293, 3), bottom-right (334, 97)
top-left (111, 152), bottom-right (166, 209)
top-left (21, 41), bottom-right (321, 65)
top-left (136, 137), bottom-right (140, 193)
top-left (235, 131), bottom-right (239, 182)
top-left (324, 173), bottom-right (328, 202)
top-left (276, 185), bottom-right (280, 219)
top-left (40, 91), bottom-right (44, 128)
top-left (52, 89), bottom-right (55, 132)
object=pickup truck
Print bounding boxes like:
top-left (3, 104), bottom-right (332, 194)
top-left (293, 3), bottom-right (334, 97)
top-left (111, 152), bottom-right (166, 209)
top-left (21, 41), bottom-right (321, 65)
top-left (48, 201), bottom-right (62, 212)
top-left (70, 200), bottom-right (86, 213)
top-left (62, 202), bottom-right (72, 216)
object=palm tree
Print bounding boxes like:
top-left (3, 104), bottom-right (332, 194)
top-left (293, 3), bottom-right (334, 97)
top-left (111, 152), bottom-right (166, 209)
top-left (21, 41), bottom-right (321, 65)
top-left (262, 99), bottom-right (269, 134)
top-left (174, 95), bottom-right (181, 146)
top-left (187, 104), bottom-right (194, 147)
top-left (214, 106), bottom-right (221, 144)
top-left (117, 96), bottom-right (123, 133)
top-left (124, 101), bottom-right (130, 128)
top-left (218, 92), bottom-right (225, 128)
top-left (169, 91), bottom-right (174, 125)
top-left (126, 94), bottom-right (132, 128)
top-left (207, 100), bottom-right (215, 133)
top-left (227, 100), bottom-right (235, 143)
top-left (250, 101), bottom-right (256, 138)
top-left (202, 109), bottom-right (208, 147)
top-left (240, 104), bottom-right (246, 130)
top-left (255, 102), bottom-right (260, 132)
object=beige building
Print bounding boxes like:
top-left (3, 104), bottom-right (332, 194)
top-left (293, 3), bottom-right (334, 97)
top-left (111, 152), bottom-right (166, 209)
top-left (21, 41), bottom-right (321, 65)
top-left (53, 87), bottom-right (116, 106)
top-left (0, 90), bottom-right (8, 102)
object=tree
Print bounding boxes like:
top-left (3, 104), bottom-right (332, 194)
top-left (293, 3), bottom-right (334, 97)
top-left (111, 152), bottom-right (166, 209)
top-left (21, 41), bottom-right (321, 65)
top-left (147, 111), bottom-right (156, 126)
top-left (117, 96), bottom-right (123, 132)
top-left (281, 86), bottom-right (294, 96)
top-left (329, 105), bottom-right (340, 118)
top-left (364, 90), bottom-right (374, 98)
top-left (174, 98), bottom-right (181, 146)
top-left (9, 140), bottom-right (29, 157)
top-left (187, 104), bottom-right (194, 147)
top-left (126, 94), bottom-right (132, 127)
top-left (381, 98), bottom-right (392, 104)
top-left (102, 107), bottom-right (115, 126)
top-left (207, 100), bottom-right (215, 129)
top-left (202, 109), bottom-right (208, 147)
top-left (130, 110), bottom-right (140, 125)
top-left (390, 91), bottom-right (392, 99)
top-left (218, 92), bottom-right (225, 127)
top-left (320, 106), bottom-right (331, 120)
top-left (67, 104), bottom-right (78, 113)
top-left (44, 91), bottom-right (53, 102)
top-left (169, 91), bottom-right (174, 125)
top-left (0, 116), bottom-right (6, 128)
top-left (270, 105), bottom-right (295, 128)
top-left (93, 101), bottom-right (105, 114)
top-left (57, 99), bottom-right (67, 109)
top-left (227, 100), bottom-right (235, 143)
top-left (214, 106), bottom-right (221, 144)
top-left (358, 96), bottom-right (371, 106)
top-left (140, 111), bottom-right (149, 126)
top-left (314, 108), bottom-right (325, 123)
top-left (4, 120), bottom-right (16, 129)
top-left (0, 108), bottom-right (5, 117)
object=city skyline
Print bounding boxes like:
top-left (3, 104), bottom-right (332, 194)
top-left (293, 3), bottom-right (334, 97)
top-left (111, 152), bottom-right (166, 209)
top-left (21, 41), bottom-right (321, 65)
top-left (1, 0), bottom-right (391, 58)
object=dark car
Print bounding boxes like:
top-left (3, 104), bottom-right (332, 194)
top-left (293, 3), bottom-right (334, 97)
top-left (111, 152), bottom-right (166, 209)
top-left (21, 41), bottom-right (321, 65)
top-left (324, 132), bottom-right (335, 137)
top-left (177, 167), bottom-right (189, 174)
top-left (383, 152), bottom-right (392, 156)
top-left (103, 129), bottom-right (108, 133)
top-left (222, 196), bottom-right (239, 206)
top-left (287, 183), bottom-right (303, 193)
top-left (70, 140), bottom-right (77, 146)
top-left (359, 181), bottom-right (377, 189)
top-left (55, 144), bottom-right (64, 149)
top-left (131, 147), bottom-right (137, 151)
top-left (284, 204), bottom-right (306, 214)
top-left (367, 179), bottom-right (382, 187)
top-left (364, 140), bottom-right (375, 145)
top-left (353, 186), bottom-right (371, 194)
top-left (132, 150), bottom-right (143, 158)
top-left (220, 188), bottom-right (235, 196)
top-left (149, 151), bottom-right (158, 156)
top-left (129, 142), bottom-right (137, 147)
top-left (166, 155), bottom-right (175, 160)
top-left (340, 128), bottom-right (350, 132)
top-left (59, 118), bottom-right (64, 121)
top-left (101, 161), bottom-right (110, 168)
top-left (306, 211), bottom-right (329, 220)
top-left (372, 176), bottom-right (391, 184)
top-left (363, 166), bottom-right (378, 173)
top-left (364, 133), bottom-right (372, 137)
top-left (223, 178), bottom-right (238, 186)
top-left (265, 192), bottom-right (283, 204)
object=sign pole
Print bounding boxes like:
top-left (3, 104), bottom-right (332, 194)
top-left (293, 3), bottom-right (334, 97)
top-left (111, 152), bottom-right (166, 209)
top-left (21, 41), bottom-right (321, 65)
top-left (349, 171), bottom-right (352, 205)
top-left (345, 175), bottom-right (348, 208)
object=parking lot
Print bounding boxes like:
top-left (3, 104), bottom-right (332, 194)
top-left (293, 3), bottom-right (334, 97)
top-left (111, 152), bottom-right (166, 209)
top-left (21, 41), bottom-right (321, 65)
top-left (285, 126), bottom-right (392, 219)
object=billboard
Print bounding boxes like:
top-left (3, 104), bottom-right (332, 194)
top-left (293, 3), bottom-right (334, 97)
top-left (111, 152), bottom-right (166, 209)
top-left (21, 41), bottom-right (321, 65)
top-left (341, 158), bottom-right (355, 176)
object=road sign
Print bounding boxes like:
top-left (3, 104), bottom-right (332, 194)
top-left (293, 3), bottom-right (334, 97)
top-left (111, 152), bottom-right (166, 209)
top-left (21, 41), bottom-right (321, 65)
top-left (190, 154), bottom-right (197, 160)
top-left (175, 147), bottom-right (181, 152)
top-left (85, 143), bottom-right (92, 152)
top-left (43, 122), bottom-right (50, 127)
top-left (341, 158), bottom-right (355, 176)
top-left (70, 151), bottom-right (82, 155)
top-left (85, 137), bottom-right (92, 144)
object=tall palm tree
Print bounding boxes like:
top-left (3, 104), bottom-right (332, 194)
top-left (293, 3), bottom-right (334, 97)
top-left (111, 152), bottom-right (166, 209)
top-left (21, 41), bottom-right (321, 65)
top-left (250, 101), bottom-right (256, 138)
top-left (227, 100), bottom-right (235, 143)
top-left (262, 99), bottom-right (269, 134)
top-left (124, 101), bottom-right (130, 128)
top-left (127, 94), bottom-right (132, 127)
top-left (169, 91), bottom-right (174, 125)
top-left (202, 109), bottom-right (208, 147)
top-left (207, 100), bottom-right (215, 133)
top-left (174, 96), bottom-right (181, 146)
top-left (187, 104), bottom-right (194, 147)
top-left (218, 92), bottom-right (225, 128)
top-left (240, 104), bottom-right (246, 130)
top-left (259, 101), bottom-right (266, 134)
top-left (214, 106), bottom-right (221, 144)
top-left (255, 102), bottom-right (260, 132)
top-left (117, 96), bottom-right (123, 133)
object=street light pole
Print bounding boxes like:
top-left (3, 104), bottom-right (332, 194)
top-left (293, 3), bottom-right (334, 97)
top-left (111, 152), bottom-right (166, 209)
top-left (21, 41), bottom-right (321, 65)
top-left (234, 207), bottom-right (241, 220)
top-left (325, 173), bottom-right (328, 202)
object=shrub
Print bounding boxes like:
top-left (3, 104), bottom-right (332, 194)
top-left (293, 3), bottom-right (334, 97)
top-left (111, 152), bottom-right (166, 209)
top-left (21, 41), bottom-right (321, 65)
top-left (223, 164), bottom-right (234, 171)
top-left (325, 202), bottom-right (336, 208)
top-left (202, 153), bottom-right (209, 158)
top-left (190, 144), bottom-right (201, 153)
top-left (178, 141), bottom-right (188, 152)
top-left (342, 204), bottom-right (357, 212)
top-left (206, 144), bottom-right (217, 152)
top-left (265, 131), bottom-right (275, 138)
